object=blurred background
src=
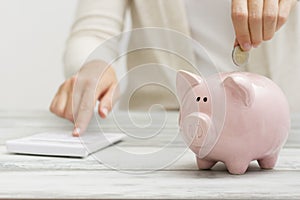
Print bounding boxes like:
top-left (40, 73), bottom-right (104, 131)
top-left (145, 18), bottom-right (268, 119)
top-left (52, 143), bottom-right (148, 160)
top-left (0, 0), bottom-right (132, 111)
top-left (0, 0), bottom-right (77, 110)
top-left (0, 0), bottom-right (299, 113)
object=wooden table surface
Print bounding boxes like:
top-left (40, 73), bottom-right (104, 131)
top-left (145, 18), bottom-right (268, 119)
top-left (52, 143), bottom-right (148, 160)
top-left (0, 110), bottom-right (299, 199)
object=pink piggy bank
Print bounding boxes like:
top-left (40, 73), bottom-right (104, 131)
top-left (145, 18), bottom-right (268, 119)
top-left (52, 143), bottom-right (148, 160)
top-left (176, 70), bottom-right (290, 174)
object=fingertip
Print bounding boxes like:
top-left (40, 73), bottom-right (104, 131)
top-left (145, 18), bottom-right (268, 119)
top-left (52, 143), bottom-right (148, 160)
top-left (241, 43), bottom-right (252, 51)
top-left (99, 107), bottom-right (109, 118)
top-left (99, 98), bottom-right (111, 118)
top-left (252, 42), bottom-right (261, 48)
top-left (102, 107), bottom-right (109, 117)
top-left (98, 102), bottom-right (102, 117)
top-left (72, 133), bottom-right (79, 137)
top-left (72, 127), bottom-right (80, 137)
top-left (234, 39), bottom-right (239, 47)
top-left (98, 85), bottom-right (115, 118)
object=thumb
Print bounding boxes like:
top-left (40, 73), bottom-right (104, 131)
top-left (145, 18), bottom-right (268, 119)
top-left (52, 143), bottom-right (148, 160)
top-left (234, 38), bottom-right (239, 47)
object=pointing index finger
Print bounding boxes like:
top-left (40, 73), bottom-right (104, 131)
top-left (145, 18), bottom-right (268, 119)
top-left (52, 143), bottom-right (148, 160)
top-left (73, 88), bottom-right (95, 136)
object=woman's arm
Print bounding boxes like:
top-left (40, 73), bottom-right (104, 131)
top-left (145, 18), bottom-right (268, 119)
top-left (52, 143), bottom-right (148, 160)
top-left (50, 0), bottom-right (128, 136)
top-left (64, 0), bottom-right (128, 78)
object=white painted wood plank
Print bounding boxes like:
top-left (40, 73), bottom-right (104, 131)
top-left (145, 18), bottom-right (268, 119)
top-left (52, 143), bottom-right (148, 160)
top-left (0, 111), bottom-right (299, 148)
top-left (0, 170), bottom-right (299, 199)
top-left (0, 119), bottom-right (300, 148)
top-left (1, 146), bottom-right (300, 171)
top-left (0, 111), bottom-right (299, 199)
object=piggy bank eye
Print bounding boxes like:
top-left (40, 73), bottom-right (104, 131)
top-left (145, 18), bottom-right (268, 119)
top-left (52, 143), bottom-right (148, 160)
top-left (203, 97), bottom-right (208, 102)
top-left (196, 97), bottom-right (201, 102)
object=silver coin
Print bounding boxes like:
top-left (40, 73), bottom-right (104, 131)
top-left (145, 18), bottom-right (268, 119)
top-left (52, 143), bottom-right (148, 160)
top-left (232, 45), bottom-right (250, 67)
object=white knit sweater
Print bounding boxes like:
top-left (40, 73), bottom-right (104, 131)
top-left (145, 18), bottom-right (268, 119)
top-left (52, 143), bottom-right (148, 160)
top-left (64, 0), bottom-right (300, 112)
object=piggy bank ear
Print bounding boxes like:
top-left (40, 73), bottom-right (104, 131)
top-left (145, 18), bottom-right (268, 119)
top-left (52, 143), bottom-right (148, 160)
top-left (176, 70), bottom-right (202, 102)
top-left (223, 74), bottom-right (255, 107)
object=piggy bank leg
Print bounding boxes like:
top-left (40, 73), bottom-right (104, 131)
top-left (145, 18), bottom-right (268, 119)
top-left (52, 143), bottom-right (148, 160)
top-left (225, 161), bottom-right (250, 175)
top-left (196, 156), bottom-right (217, 170)
top-left (257, 151), bottom-right (279, 169)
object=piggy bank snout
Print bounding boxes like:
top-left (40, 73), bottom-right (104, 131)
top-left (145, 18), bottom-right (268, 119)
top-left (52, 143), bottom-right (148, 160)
top-left (181, 112), bottom-right (211, 149)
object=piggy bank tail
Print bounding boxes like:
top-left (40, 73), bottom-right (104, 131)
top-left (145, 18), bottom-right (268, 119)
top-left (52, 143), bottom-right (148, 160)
top-left (180, 112), bottom-right (218, 158)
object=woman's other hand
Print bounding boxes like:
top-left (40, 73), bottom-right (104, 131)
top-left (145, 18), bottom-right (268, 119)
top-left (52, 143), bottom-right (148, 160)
top-left (231, 0), bottom-right (297, 51)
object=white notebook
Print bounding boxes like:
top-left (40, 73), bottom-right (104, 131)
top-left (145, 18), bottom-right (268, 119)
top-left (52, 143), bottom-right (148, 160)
top-left (6, 131), bottom-right (126, 158)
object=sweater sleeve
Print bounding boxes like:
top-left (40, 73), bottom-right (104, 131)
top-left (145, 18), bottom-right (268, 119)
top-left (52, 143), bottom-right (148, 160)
top-left (63, 0), bottom-right (128, 78)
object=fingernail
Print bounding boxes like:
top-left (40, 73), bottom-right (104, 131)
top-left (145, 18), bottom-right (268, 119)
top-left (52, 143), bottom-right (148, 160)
top-left (73, 127), bottom-right (80, 137)
top-left (242, 43), bottom-right (252, 51)
top-left (101, 107), bottom-right (108, 117)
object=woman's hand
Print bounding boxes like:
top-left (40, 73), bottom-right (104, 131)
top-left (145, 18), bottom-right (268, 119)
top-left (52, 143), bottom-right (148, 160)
top-left (50, 60), bottom-right (119, 136)
top-left (231, 0), bottom-right (297, 51)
